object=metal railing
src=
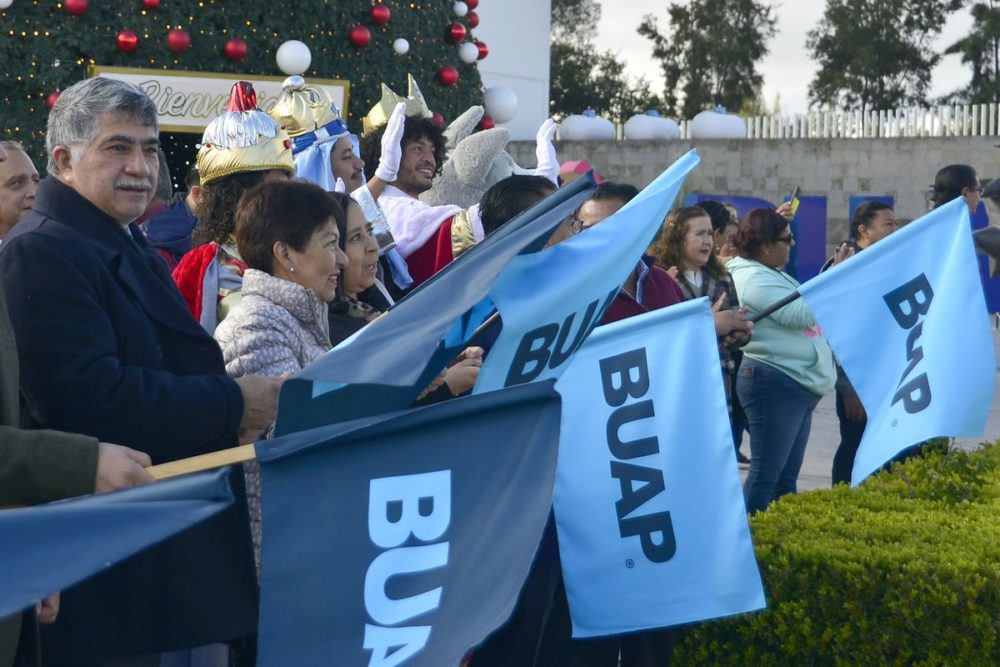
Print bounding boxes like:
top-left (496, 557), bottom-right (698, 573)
top-left (737, 104), bottom-right (1000, 139)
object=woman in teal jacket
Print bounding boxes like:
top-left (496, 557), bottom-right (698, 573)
top-left (727, 208), bottom-right (836, 513)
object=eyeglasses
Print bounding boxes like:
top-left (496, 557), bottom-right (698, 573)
top-left (775, 234), bottom-right (794, 244)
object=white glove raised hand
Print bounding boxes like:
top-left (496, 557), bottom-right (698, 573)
top-left (375, 102), bottom-right (407, 182)
top-left (533, 118), bottom-right (560, 185)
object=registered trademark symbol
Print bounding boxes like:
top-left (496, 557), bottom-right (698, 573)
top-left (891, 419), bottom-right (898, 427)
top-left (625, 559), bottom-right (635, 568)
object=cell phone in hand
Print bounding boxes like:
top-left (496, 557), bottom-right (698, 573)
top-left (788, 186), bottom-right (801, 216)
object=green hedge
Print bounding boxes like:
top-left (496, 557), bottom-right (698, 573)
top-left (673, 441), bottom-right (1000, 666)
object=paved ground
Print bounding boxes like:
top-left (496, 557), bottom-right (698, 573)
top-left (739, 323), bottom-right (1000, 492)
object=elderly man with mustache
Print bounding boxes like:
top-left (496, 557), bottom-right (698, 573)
top-left (0, 77), bottom-right (280, 666)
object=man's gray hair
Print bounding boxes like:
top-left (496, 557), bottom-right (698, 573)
top-left (46, 77), bottom-right (158, 175)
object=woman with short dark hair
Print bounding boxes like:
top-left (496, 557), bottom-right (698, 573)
top-left (214, 179), bottom-right (348, 566)
top-left (727, 208), bottom-right (836, 513)
top-left (217, 179), bottom-right (347, 377)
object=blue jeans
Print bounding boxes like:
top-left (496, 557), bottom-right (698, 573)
top-left (737, 357), bottom-right (822, 514)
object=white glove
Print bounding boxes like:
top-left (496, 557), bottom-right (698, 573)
top-left (533, 118), bottom-right (560, 185)
top-left (375, 102), bottom-right (407, 182)
top-left (333, 177), bottom-right (346, 193)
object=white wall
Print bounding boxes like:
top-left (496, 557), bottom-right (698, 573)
top-left (473, 0), bottom-right (551, 140)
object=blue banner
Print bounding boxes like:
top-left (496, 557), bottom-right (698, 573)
top-left (256, 382), bottom-right (562, 666)
top-left (553, 299), bottom-right (765, 636)
top-left (476, 150), bottom-right (701, 392)
top-left (0, 469), bottom-right (233, 619)
top-left (274, 174), bottom-right (597, 435)
top-left (798, 198), bottom-right (996, 485)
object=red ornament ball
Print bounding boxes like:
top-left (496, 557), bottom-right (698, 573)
top-left (166, 28), bottom-right (190, 53)
top-left (64, 0), bottom-right (88, 16)
top-left (465, 0), bottom-right (478, 8)
top-left (223, 37), bottom-right (247, 61)
top-left (476, 40), bottom-right (489, 60)
top-left (116, 29), bottom-right (139, 53)
top-left (446, 22), bottom-right (466, 44)
top-left (349, 25), bottom-right (371, 48)
top-left (437, 65), bottom-right (459, 87)
top-left (432, 112), bottom-right (445, 127)
top-left (46, 91), bottom-right (61, 111)
top-left (477, 115), bottom-right (495, 131)
top-left (467, 11), bottom-right (480, 28)
top-left (369, 4), bottom-right (391, 26)
top-left (142, 0), bottom-right (159, 9)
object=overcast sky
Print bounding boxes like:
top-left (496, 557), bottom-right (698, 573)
top-left (592, 0), bottom-right (975, 116)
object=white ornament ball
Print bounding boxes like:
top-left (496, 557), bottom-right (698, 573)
top-left (276, 40), bottom-right (312, 75)
top-left (0, 0), bottom-right (13, 9)
top-left (483, 85), bottom-right (518, 124)
top-left (392, 38), bottom-right (410, 55)
top-left (457, 41), bottom-right (479, 64)
top-left (453, 1), bottom-right (468, 17)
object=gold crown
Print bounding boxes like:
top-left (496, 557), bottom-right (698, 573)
top-left (268, 76), bottom-right (346, 139)
top-left (197, 81), bottom-right (295, 185)
top-left (362, 74), bottom-right (433, 136)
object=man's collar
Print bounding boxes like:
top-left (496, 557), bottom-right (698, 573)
top-left (33, 177), bottom-right (137, 239)
top-left (382, 184), bottom-right (419, 200)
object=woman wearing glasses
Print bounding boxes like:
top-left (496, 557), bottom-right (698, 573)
top-left (727, 209), bottom-right (836, 514)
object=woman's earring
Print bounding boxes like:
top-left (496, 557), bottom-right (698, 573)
top-left (289, 265), bottom-right (296, 273)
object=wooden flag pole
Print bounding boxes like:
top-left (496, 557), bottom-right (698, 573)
top-left (146, 444), bottom-right (256, 481)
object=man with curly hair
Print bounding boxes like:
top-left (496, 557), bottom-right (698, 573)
top-left (360, 114), bottom-right (459, 285)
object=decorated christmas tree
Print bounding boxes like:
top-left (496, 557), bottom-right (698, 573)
top-left (0, 0), bottom-right (486, 178)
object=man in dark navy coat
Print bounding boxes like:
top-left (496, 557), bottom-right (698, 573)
top-left (0, 78), bottom-right (282, 665)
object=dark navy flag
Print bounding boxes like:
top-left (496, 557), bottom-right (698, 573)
top-left (0, 469), bottom-right (233, 619)
top-left (256, 381), bottom-right (562, 667)
top-left (475, 150), bottom-right (701, 392)
top-left (554, 300), bottom-right (765, 636)
top-left (798, 198), bottom-right (996, 484)
top-left (275, 175), bottom-right (597, 435)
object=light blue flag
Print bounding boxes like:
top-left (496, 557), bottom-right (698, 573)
top-left (475, 150), bottom-right (701, 392)
top-left (553, 299), bottom-right (765, 636)
top-left (0, 469), bottom-right (233, 619)
top-left (798, 198), bottom-right (996, 485)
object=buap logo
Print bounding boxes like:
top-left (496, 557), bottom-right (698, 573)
top-left (883, 273), bottom-right (935, 414)
top-left (599, 347), bottom-right (677, 564)
top-left (364, 470), bottom-right (451, 667)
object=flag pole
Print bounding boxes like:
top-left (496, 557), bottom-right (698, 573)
top-left (146, 444), bottom-right (256, 480)
top-left (749, 290), bottom-right (801, 323)
top-left (470, 310), bottom-right (501, 341)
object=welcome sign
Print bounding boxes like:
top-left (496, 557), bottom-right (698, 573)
top-left (90, 66), bottom-right (350, 133)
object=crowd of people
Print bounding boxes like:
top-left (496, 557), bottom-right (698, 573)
top-left (0, 70), bottom-right (987, 667)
